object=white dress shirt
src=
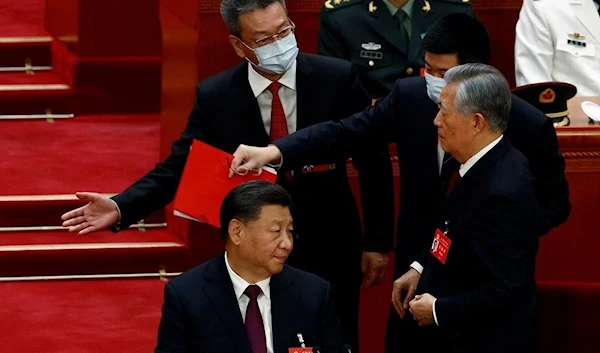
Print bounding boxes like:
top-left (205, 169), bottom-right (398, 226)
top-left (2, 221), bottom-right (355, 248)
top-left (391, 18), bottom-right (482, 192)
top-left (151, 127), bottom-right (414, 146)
top-left (248, 61), bottom-right (298, 135)
top-left (225, 252), bottom-right (274, 353)
top-left (412, 135), bottom-right (504, 325)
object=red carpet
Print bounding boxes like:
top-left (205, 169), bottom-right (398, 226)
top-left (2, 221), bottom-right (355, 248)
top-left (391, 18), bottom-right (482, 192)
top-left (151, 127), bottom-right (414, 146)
top-left (0, 0), bottom-right (45, 37)
top-left (0, 0), bottom-right (51, 67)
top-left (0, 71), bottom-right (66, 85)
top-left (0, 115), bottom-right (160, 195)
top-left (0, 278), bottom-right (164, 353)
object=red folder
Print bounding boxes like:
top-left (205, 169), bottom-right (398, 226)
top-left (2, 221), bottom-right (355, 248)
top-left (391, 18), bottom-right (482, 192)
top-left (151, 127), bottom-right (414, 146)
top-left (173, 140), bottom-right (277, 228)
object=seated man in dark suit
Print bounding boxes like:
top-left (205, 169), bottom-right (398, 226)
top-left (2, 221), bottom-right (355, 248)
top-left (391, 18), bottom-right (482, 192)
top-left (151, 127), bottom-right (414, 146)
top-left (228, 13), bottom-right (568, 353)
top-left (61, 1), bottom-right (394, 349)
top-left (156, 180), bottom-right (342, 353)
top-left (406, 63), bottom-right (539, 352)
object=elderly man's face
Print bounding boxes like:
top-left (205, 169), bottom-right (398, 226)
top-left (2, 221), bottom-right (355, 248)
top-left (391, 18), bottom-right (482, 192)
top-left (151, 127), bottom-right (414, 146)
top-left (433, 84), bottom-right (475, 160)
top-left (237, 205), bottom-right (293, 278)
top-left (231, 2), bottom-right (291, 64)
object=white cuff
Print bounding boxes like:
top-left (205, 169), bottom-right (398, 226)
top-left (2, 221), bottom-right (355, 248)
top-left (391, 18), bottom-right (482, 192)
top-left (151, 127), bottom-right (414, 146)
top-left (410, 261), bottom-right (424, 275)
top-left (109, 199), bottom-right (122, 222)
top-left (267, 153), bottom-right (283, 169)
top-left (432, 298), bottom-right (439, 326)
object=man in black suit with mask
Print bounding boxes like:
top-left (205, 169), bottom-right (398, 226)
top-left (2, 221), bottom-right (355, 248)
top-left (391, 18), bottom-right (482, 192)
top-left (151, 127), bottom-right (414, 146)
top-left (156, 181), bottom-right (343, 353)
top-left (61, 1), bottom-right (394, 350)
top-left (228, 13), bottom-right (569, 353)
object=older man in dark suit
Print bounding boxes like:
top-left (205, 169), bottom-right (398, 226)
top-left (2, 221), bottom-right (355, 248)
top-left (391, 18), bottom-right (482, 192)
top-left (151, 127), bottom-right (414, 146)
top-left (61, 1), bottom-right (394, 350)
top-left (406, 64), bottom-right (538, 352)
top-left (156, 181), bottom-right (342, 353)
top-left (228, 14), bottom-right (568, 353)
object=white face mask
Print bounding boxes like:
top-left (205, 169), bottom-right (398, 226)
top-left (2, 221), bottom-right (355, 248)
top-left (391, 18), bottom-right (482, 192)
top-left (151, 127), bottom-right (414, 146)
top-left (425, 72), bottom-right (447, 103)
top-left (245, 33), bottom-right (299, 74)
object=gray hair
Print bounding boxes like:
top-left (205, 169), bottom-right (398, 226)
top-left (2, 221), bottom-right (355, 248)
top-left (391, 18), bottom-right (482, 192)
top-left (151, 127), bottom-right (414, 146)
top-left (444, 63), bottom-right (512, 133)
top-left (220, 0), bottom-right (287, 37)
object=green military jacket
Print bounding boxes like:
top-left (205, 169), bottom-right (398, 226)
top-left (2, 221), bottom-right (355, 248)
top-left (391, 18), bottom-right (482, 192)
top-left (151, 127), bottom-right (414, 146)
top-left (318, 0), bottom-right (473, 98)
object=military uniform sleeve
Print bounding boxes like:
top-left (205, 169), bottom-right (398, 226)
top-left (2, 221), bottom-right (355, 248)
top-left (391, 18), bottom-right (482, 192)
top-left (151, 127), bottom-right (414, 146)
top-left (515, 0), bottom-right (554, 86)
top-left (318, 3), bottom-right (350, 60)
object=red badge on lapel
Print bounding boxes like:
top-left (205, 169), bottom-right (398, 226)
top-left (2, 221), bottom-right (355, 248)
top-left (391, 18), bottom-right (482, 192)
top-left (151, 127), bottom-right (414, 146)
top-left (430, 229), bottom-right (451, 264)
top-left (289, 348), bottom-right (312, 353)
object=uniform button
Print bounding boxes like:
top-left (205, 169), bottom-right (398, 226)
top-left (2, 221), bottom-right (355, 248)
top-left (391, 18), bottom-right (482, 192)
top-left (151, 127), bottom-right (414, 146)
top-left (575, 51), bottom-right (579, 56)
top-left (406, 67), bottom-right (414, 75)
top-left (369, 60), bottom-right (375, 67)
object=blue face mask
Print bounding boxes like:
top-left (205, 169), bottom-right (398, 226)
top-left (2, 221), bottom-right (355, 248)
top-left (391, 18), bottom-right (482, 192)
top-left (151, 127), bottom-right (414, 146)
top-left (425, 72), bottom-right (447, 103)
top-left (246, 33), bottom-right (299, 74)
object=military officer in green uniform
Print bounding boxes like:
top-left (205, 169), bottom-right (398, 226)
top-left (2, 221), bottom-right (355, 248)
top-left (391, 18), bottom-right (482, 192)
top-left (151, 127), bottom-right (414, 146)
top-left (318, 0), bottom-right (474, 98)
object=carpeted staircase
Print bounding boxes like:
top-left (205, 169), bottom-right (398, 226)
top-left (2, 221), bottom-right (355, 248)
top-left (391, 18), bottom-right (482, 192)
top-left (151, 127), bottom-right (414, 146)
top-left (0, 0), bottom-right (193, 281)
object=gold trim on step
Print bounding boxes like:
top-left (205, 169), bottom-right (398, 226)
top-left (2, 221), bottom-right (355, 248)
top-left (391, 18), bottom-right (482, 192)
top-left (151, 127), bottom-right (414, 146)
top-left (0, 114), bottom-right (74, 120)
top-left (0, 223), bottom-right (167, 233)
top-left (0, 194), bottom-right (116, 202)
top-left (0, 242), bottom-right (184, 252)
top-left (0, 272), bottom-right (183, 282)
top-left (0, 84), bottom-right (69, 91)
top-left (0, 36), bottom-right (52, 44)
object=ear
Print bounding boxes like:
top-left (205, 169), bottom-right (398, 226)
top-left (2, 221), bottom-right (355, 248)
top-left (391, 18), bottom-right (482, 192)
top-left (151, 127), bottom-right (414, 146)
top-left (472, 112), bottom-right (487, 134)
top-left (228, 219), bottom-right (244, 246)
top-left (229, 35), bottom-right (248, 60)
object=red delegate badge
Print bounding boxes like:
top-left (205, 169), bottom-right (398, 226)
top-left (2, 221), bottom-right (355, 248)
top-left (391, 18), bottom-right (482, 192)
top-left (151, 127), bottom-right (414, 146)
top-left (430, 229), bottom-right (451, 264)
top-left (289, 349), bottom-right (312, 353)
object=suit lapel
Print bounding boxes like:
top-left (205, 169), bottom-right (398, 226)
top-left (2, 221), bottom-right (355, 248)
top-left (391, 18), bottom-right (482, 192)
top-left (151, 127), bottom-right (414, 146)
top-left (270, 269), bottom-right (298, 353)
top-left (570, 0), bottom-right (600, 43)
top-left (369, 0), bottom-right (409, 55)
top-left (296, 54), bottom-right (319, 130)
top-left (202, 254), bottom-right (250, 353)
top-left (234, 62), bottom-right (271, 146)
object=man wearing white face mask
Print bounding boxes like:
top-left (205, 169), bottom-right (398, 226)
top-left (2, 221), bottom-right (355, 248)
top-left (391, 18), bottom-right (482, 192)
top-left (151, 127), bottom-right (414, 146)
top-left (227, 13), bottom-right (570, 353)
top-left (60, 1), bottom-right (395, 351)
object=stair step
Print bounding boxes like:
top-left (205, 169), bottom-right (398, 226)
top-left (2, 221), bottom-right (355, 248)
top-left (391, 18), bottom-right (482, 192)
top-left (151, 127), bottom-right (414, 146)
top-left (0, 194), bottom-right (167, 228)
top-left (0, 71), bottom-right (72, 114)
top-left (0, 36), bottom-right (52, 67)
top-left (0, 228), bottom-right (191, 277)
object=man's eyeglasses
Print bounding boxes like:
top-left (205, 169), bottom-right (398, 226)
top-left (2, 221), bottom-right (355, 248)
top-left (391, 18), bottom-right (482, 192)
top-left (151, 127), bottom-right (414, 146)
top-left (253, 20), bottom-right (296, 48)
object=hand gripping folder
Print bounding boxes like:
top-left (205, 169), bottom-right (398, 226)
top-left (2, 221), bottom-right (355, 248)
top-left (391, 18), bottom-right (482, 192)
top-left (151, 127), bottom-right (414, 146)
top-left (173, 140), bottom-right (277, 228)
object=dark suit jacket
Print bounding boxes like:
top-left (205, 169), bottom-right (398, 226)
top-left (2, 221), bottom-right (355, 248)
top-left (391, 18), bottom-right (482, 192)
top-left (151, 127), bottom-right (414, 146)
top-left (112, 52), bottom-right (395, 259)
top-left (318, 0), bottom-right (473, 98)
top-left (274, 77), bottom-right (569, 275)
top-left (156, 253), bottom-right (342, 353)
top-left (415, 137), bottom-right (539, 353)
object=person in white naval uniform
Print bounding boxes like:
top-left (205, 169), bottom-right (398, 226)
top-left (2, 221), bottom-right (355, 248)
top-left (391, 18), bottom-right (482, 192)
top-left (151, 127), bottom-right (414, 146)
top-left (515, 0), bottom-right (600, 96)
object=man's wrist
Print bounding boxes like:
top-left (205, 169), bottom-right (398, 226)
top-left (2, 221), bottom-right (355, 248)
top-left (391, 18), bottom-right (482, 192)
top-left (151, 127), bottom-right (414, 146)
top-left (267, 144), bottom-right (283, 167)
top-left (410, 261), bottom-right (424, 275)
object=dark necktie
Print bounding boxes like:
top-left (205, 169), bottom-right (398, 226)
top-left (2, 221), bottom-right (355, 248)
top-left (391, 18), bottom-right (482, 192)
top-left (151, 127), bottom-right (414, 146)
top-left (440, 152), bottom-right (461, 197)
top-left (267, 82), bottom-right (292, 183)
top-left (244, 285), bottom-right (267, 353)
top-left (396, 10), bottom-right (409, 52)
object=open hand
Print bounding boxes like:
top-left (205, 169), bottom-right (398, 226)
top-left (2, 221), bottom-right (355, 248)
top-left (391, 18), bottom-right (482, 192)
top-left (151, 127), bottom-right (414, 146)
top-left (61, 192), bottom-right (119, 235)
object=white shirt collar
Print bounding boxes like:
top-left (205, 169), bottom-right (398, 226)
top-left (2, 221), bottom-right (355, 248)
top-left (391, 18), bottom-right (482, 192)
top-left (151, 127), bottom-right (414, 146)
top-left (459, 135), bottom-right (504, 177)
top-left (224, 251), bottom-right (271, 300)
top-left (247, 60), bottom-right (297, 98)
